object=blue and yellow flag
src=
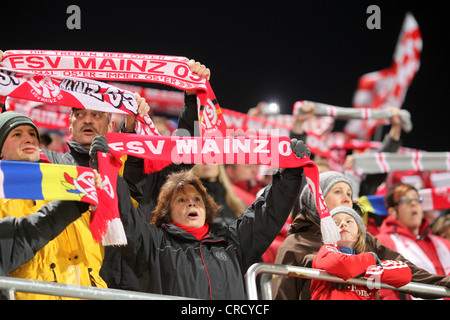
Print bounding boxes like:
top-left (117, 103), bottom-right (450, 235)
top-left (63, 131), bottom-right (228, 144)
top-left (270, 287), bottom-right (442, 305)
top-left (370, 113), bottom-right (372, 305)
top-left (0, 160), bottom-right (98, 205)
top-left (358, 195), bottom-right (388, 216)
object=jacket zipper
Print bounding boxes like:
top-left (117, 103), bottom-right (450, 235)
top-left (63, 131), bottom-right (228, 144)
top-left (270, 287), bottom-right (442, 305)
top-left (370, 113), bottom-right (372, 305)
top-left (199, 238), bottom-right (227, 300)
top-left (88, 268), bottom-right (97, 287)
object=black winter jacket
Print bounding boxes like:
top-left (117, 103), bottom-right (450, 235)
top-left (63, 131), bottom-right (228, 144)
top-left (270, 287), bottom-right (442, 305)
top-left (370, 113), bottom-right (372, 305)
top-left (0, 200), bottom-right (87, 277)
top-left (102, 94), bottom-right (198, 291)
top-left (117, 166), bottom-right (304, 299)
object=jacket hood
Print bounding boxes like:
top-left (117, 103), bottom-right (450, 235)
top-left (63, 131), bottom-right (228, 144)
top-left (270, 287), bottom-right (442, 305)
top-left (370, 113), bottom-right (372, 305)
top-left (379, 215), bottom-right (431, 240)
top-left (289, 210), bottom-right (320, 236)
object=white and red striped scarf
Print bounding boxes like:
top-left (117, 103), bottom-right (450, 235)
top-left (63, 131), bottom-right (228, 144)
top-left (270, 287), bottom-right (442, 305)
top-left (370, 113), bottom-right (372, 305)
top-left (293, 100), bottom-right (413, 133)
top-left (0, 50), bottom-right (227, 137)
top-left (0, 66), bottom-right (160, 136)
top-left (352, 151), bottom-right (450, 174)
top-left (97, 133), bottom-right (340, 245)
top-left (420, 187), bottom-right (450, 211)
top-left (389, 233), bottom-right (450, 276)
top-left (389, 233), bottom-right (450, 300)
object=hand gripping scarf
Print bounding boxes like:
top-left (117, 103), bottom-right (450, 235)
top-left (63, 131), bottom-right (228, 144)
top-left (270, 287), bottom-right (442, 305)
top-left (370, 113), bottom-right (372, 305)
top-left (352, 151), bottom-right (450, 174)
top-left (293, 100), bottom-right (413, 133)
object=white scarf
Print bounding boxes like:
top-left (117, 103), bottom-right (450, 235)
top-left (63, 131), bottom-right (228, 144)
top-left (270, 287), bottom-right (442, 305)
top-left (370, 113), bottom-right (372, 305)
top-left (352, 152), bottom-right (450, 174)
top-left (389, 233), bottom-right (450, 299)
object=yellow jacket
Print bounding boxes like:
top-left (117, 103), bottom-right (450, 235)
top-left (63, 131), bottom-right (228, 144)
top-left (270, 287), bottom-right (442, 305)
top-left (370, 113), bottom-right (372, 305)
top-left (0, 198), bottom-right (106, 300)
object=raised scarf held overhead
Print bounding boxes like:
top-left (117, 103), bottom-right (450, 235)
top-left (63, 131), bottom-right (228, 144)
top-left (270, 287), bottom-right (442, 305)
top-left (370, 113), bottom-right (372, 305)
top-left (0, 50), bottom-right (227, 136)
top-left (293, 100), bottom-right (413, 133)
top-left (352, 151), bottom-right (450, 174)
top-left (101, 133), bottom-right (341, 245)
top-left (0, 66), bottom-right (160, 135)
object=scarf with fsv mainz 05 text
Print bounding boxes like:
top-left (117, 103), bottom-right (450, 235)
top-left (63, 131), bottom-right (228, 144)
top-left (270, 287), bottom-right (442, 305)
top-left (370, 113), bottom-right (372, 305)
top-left (0, 50), bottom-right (226, 136)
top-left (95, 133), bottom-right (341, 245)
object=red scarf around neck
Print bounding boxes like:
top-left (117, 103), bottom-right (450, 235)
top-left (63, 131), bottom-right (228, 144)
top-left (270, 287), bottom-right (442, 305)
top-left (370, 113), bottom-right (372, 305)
top-left (171, 222), bottom-right (210, 240)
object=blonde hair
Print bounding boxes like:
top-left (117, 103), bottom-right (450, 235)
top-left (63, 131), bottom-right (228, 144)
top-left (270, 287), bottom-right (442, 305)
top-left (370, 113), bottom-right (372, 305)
top-left (353, 229), bottom-right (366, 254)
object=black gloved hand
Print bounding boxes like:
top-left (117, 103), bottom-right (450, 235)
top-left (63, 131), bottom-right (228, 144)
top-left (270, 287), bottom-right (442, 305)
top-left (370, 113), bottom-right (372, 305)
top-left (332, 282), bottom-right (350, 291)
top-left (368, 252), bottom-right (382, 266)
top-left (291, 138), bottom-right (311, 158)
top-left (89, 136), bottom-right (110, 170)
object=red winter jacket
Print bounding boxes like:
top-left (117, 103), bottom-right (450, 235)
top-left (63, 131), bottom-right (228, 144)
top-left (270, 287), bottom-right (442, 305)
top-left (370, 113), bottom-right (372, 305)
top-left (311, 244), bottom-right (412, 300)
top-left (377, 216), bottom-right (450, 276)
top-left (376, 216), bottom-right (450, 299)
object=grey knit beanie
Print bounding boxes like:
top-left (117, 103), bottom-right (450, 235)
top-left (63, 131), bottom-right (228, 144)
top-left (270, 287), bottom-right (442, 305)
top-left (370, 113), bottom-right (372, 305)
top-left (0, 111), bottom-right (40, 153)
top-left (299, 171), bottom-right (354, 214)
top-left (330, 206), bottom-right (366, 239)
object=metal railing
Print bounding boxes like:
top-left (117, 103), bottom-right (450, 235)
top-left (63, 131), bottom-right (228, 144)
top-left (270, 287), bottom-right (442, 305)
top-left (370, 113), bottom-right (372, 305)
top-left (245, 262), bottom-right (450, 300)
top-left (2, 263), bottom-right (449, 300)
top-left (0, 276), bottom-right (195, 300)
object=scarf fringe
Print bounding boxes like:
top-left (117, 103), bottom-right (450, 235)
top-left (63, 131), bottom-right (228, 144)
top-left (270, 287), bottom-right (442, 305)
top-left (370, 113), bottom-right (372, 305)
top-left (101, 218), bottom-right (128, 246)
top-left (321, 215), bottom-right (341, 244)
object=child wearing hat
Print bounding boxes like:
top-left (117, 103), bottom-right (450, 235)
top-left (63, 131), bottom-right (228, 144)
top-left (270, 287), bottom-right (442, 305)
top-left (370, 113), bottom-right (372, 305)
top-left (310, 206), bottom-right (412, 300)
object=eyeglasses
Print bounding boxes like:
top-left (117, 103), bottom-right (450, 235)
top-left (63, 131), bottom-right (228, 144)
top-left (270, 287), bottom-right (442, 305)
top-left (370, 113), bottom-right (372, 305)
top-left (398, 197), bottom-right (423, 205)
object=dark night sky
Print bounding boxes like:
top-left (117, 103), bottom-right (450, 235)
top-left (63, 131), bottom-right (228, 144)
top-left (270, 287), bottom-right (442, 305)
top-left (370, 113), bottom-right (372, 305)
top-left (1, 1), bottom-right (449, 151)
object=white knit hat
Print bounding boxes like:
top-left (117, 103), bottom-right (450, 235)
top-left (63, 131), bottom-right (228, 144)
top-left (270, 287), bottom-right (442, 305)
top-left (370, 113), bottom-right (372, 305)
top-left (330, 206), bottom-right (366, 239)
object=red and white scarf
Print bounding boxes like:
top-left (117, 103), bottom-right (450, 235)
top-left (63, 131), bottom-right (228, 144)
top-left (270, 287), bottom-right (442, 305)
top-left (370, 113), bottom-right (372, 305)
top-left (420, 187), bottom-right (450, 211)
top-left (293, 100), bottom-right (413, 133)
top-left (0, 66), bottom-right (160, 134)
top-left (100, 133), bottom-right (340, 244)
top-left (352, 152), bottom-right (450, 174)
top-left (389, 233), bottom-right (450, 300)
top-left (0, 50), bottom-right (227, 136)
top-left (389, 233), bottom-right (450, 276)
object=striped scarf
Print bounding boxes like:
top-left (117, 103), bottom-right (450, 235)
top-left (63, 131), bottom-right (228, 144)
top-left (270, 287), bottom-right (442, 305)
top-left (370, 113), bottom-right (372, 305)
top-left (352, 152), bottom-right (450, 174)
top-left (0, 50), bottom-right (227, 136)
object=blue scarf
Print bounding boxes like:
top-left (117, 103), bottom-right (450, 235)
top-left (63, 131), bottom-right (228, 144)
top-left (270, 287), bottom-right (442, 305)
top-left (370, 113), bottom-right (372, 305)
top-left (339, 246), bottom-right (356, 255)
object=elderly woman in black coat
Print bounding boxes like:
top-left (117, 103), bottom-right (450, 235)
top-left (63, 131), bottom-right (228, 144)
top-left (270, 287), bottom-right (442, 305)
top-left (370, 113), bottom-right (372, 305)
top-left (116, 139), bottom-right (310, 299)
